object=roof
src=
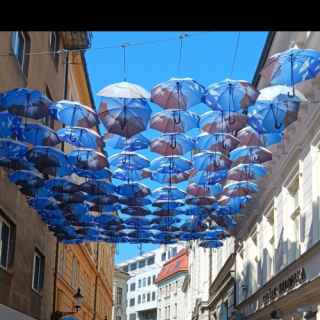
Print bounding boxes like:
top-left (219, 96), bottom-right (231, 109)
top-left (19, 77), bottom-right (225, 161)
top-left (155, 248), bottom-right (188, 284)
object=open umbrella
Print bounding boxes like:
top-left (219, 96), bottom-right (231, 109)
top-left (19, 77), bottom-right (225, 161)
top-left (113, 168), bottom-right (149, 182)
top-left (152, 200), bottom-right (184, 210)
top-left (195, 132), bottom-right (239, 153)
top-left (152, 186), bottom-right (186, 201)
top-left (218, 195), bottom-right (252, 209)
top-left (223, 181), bottom-right (259, 197)
top-left (175, 205), bottom-right (211, 217)
top-left (204, 79), bottom-right (259, 113)
top-left (149, 169), bottom-right (192, 184)
top-left (53, 192), bottom-right (89, 203)
top-left (257, 85), bottom-right (307, 102)
top-left (150, 133), bottom-right (194, 156)
top-left (1, 88), bottom-right (52, 119)
top-left (150, 109), bottom-right (199, 133)
top-left (0, 112), bottom-right (22, 138)
top-left (57, 127), bottom-right (103, 149)
top-left (151, 77), bottom-right (205, 109)
top-left (43, 178), bottom-right (79, 193)
top-left (192, 151), bottom-right (232, 172)
top-left (121, 206), bottom-right (151, 217)
top-left (98, 97), bottom-right (152, 138)
top-left (9, 170), bottom-right (44, 189)
top-left (80, 179), bottom-right (115, 195)
top-left (227, 163), bottom-right (268, 181)
top-left (198, 229), bottom-right (227, 241)
top-left (187, 183), bottom-right (222, 197)
top-left (189, 169), bottom-right (228, 185)
top-left (185, 196), bottom-right (216, 206)
top-left (28, 197), bottom-right (59, 211)
top-left (68, 149), bottom-right (108, 171)
top-left (151, 216), bottom-right (181, 226)
top-left (123, 217), bottom-right (151, 229)
top-left (199, 240), bottom-right (223, 248)
top-left (229, 146), bottom-right (272, 164)
top-left (0, 139), bottom-right (29, 160)
top-left (118, 196), bottom-right (152, 206)
top-left (116, 182), bottom-right (151, 198)
top-left (104, 132), bottom-right (150, 151)
top-left (74, 167), bottom-right (112, 180)
top-left (150, 156), bottom-right (192, 174)
top-left (109, 151), bottom-right (150, 171)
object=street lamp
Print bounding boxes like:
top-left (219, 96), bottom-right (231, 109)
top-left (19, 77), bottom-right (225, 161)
top-left (51, 288), bottom-right (84, 320)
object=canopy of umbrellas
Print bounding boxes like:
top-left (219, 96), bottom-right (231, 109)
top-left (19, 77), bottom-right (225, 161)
top-left (0, 48), bottom-right (319, 248)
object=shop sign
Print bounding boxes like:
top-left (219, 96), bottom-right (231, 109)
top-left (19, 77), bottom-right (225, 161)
top-left (262, 268), bottom-right (306, 305)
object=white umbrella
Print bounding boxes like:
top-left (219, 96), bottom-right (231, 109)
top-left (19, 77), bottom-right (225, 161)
top-left (97, 81), bottom-right (150, 99)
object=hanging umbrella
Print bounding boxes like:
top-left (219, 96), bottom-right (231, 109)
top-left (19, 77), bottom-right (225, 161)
top-left (18, 123), bottom-right (60, 146)
top-left (91, 203), bottom-right (121, 213)
top-left (150, 156), bottom-right (192, 174)
top-left (109, 151), bottom-right (150, 170)
top-left (228, 163), bottom-right (268, 181)
top-left (49, 100), bottom-right (98, 128)
top-left (192, 151), bottom-right (232, 172)
top-left (223, 181), bottom-right (259, 197)
top-left (153, 231), bottom-right (178, 243)
top-left (199, 240), bottom-right (223, 248)
top-left (149, 169), bottom-right (192, 184)
top-left (185, 196), bottom-right (216, 206)
top-left (121, 206), bottom-right (151, 217)
top-left (152, 200), bottom-right (185, 210)
top-left (180, 219), bottom-right (207, 232)
top-left (126, 230), bottom-right (154, 240)
top-left (74, 167), bottom-right (112, 180)
top-left (248, 99), bottom-right (300, 133)
top-left (9, 170), bottom-right (44, 189)
top-left (60, 202), bottom-right (90, 216)
top-left (103, 133), bottom-right (150, 151)
top-left (116, 182), bottom-right (151, 198)
top-left (152, 208), bottom-right (180, 217)
top-left (218, 195), bottom-right (252, 209)
top-left (0, 112), bottom-right (22, 138)
top-left (200, 110), bottom-right (247, 133)
top-left (113, 168), bottom-right (149, 181)
top-left (54, 192), bottom-right (89, 204)
top-left (98, 97), bottom-right (152, 138)
top-left (28, 197), bottom-right (60, 211)
top-left (80, 179), bottom-right (115, 195)
top-left (229, 146), bottom-right (272, 164)
top-left (204, 79), bottom-right (259, 113)
top-left (175, 205), bottom-right (211, 217)
top-left (257, 85), bottom-right (307, 102)
top-left (177, 232), bottom-right (201, 241)
top-left (123, 217), bottom-right (151, 228)
top-left (187, 183), bottom-right (222, 197)
top-left (1, 88), bottom-right (52, 119)
top-left (151, 77), bottom-right (205, 109)
top-left (43, 178), bottom-right (79, 193)
top-left (189, 169), bottom-right (228, 185)
top-left (198, 229), bottom-right (227, 241)
top-left (57, 127), bottom-right (103, 149)
top-left (118, 196), bottom-right (152, 206)
top-left (97, 81), bottom-right (151, 99)
top-left (151, 216), bottom-right (181, 226)
top-left (68, 149), bottom-right (107, 171)
top-left (152, 186), bottom-right (186, 201)
top-left (150, 133), bottom-right (194, 156)
top-left (150, 109), bottom-right (199, 133)
top-left (260, 48), bottom-right (320, 87)
top-left (26, 146), bottom-right (72, 177)
top-left (195, 132), bottom-right (239, 153)
top-left (0, 139), bottom-right (28, 161)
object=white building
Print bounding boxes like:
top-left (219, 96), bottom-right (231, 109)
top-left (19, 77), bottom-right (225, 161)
top-left (113, 268), bottom-right (130, 320)
top-left (118, 245), bottom-right (184, 320)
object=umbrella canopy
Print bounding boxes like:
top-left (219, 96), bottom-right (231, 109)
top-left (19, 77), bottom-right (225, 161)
top-left (196, 132), bottom-right (239, 153)
top-left (257, 85), bottom-right (307, 102)
top-left (228, 163), bottom-right (268, 181)
top-left (68, 149), bottom-right (107, 171)
top-left (175, 205), bottom-right (211, 217)
top-left (80, 180), bottom-right (115, 195)
top-left (123, 217), bottom-right (151, 228)
top-left (204, 79), bottom-right (259, 113)
top-left (218, 195), bottom-right (252, 208)
top-left (74, 167), bottom-right (112, 180)
top-left (151, 216), bottom-right (181, 226)
top-left (151, 77), bottom-right (205, 109)
top-left (43, 178), bottom-right (79, 193)
top-left (190, 169), bottom-right (228, 185)
top-left (85, 194), bottom-right (119, 205)
top-left (185, 196), bottom-right (216, 206)
top-left (229, 146), bottom-right (272, 164)
top-left (152, 186), bottom-right (186, 201)
top-left (53, 192), bottom-right (88, 203)
top-left (152, 200), bottom-right (184, 210)
top-left (104, 133), bottom-right (150, 151)
top-left (97, 81), bottom-right (151, 99)
top-left (150, 133), bottom-right (194, 156)
top-left (223, 181), bottom-right (259, 197)
top-left (116, 182), bottom-right (151, 198)
top-left (150, 109), bottom-right (199, 133)
top-left (18, 123), bottom-right (59, 146)
top-left (9, 170), bottom-right (44, 189)
top-left (150, 156), bottom-right (192, 174)
top-left (260, 48), bottom-right (320, 86)
top-left (0, 139), bottom-right (28, 160)
top-left (121, 207), bottom-right (151, 217)
top-left (192, 151), bottom-right (232, 172)
top-left (198, 229), bottom-right (227, 241)
top-left (200, 110), bottom-right (247, 133)
top-left (113, 168), bottom-right (149, 181)
top-left (98, 97), bottom-right (152, 138)
top-left (109, 151), bottom-right (150, 170)
top-left (149, 169), bottom-right (192, 184)
top-left (187, 183), bottom-right (222, 197)
top-left (28, 197), bottom-right (59, 211)
top-left (118, 196), bottom-right (152, 206)
top-left (0, 112), bottom-right (22, 138)
top-left (57, 127), bottom-right (103, 149)
top-left (1, 88), bottom-right (52, 119)
top-left (50, 100), bottom-right (98, 128)
top-left (199, 240), bottom-right (223, 248)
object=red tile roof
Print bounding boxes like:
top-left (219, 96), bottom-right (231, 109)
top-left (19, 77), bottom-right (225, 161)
top-left (155, 248), bottom-right (188, 284)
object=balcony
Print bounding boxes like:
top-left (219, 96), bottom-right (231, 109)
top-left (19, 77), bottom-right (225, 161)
top-left (62, 32), bottom-right (92, 50)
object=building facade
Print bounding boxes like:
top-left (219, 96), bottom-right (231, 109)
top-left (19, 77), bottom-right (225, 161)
top-left (112, 268), bottom-right (130, 320)
top-left (155, 248), bottom-right (188, 320)
top-left (234, 31), bottom-right (320, 320)
top-left (118, 245), bottom-right (184, 320)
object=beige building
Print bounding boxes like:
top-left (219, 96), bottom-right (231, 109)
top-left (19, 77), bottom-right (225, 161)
top-left (112, 268), bottom-right (130, 320)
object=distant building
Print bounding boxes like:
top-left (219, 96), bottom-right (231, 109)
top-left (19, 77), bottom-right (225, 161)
top-left (155, 248), bottom-right (189, 320)
top-left (113, 268), bottom-right (130, 320)
top-left (117, 245), bottom-right (184, 320)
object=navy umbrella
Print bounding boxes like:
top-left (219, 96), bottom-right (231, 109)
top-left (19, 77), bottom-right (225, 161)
top-left (118, 196), bottom-right (152, 206)
top-left (43, 178), bottom-right (79, 193)
top-left (74, 167), bottom-right (112, 180)
top-left (80, 180), bottom-right (115, 195)
top-left (9, 170), bottom-right (44, 189)
top-left (68, 149), bottom-right (108, 171)
top-left (116, 182), bottom-right (151, 198)
top-left (0, 139), bottom-right (28, 161)
top-left (0, 112), bottom-right (22, 138)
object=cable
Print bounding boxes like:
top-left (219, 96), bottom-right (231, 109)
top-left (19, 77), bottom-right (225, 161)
top-left (230, 32), bottom-right (241, 78)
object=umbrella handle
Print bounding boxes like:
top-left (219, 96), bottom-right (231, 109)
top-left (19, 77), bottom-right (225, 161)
top-left (173, 110), bottom-right (181, 125)
top-left (170, 135), bottom-right (177, 149)
top-left (120, 103), bottom-right (127, 130)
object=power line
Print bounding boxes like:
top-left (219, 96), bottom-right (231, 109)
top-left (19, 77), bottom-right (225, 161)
top-left (230, 32), bottom-right (241, 78)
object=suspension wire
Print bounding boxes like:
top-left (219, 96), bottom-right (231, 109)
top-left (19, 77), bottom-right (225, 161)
top-left (121, 43), bottom-right (129, 81)
top-left (230, 32), bottom-right (241, 78)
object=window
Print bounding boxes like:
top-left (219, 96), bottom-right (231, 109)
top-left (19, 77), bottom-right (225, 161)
top-left (143, 277), bottom-right (146, 287)
top-left (138, 279), bottom-right (142, 288)
top-left (142, 294), bottom-right (145, 303)
top-left (171, 247), bottom-right (177, 257)
top-left (0, 215), bottom-right (13, 269)
top-left (139, 259), bottom-right (146, 268)
top-left (174, 303), bottom-right (177, 319)
top-left (49, 31), bottom-right (60, 67)
top-left (129, 313), bottom-right (136, 320)
top-left (71, 256), bottom-right (79, 289)
top-left (116, 287), bottom-right (122, 305)
top-left (32, 249), bottom-right (45, 292)
top-left (147, 292), bottom-right (150, 302)
top-left (123, 265), bottom-right (129, 272)
top-left (138, 294), bottom-right (141, 304)
top-left (116, 316), bottom-right (121, 320)
top-left (147, 255), bottom-right (155, 265)
top-left (148, 276), bottom-right (151, 285)
top-left (168, 250), bottom-right (171, 259)
top-left (130, 282), bottom-right (136, 292)
top-left (130, 262), bottom-right (137, 271)
top-left (11, 31), bottom-right (30, 78)
top-left (152, 291), bottom-right (156, 301)
top-left (153, 275), bottom-right (156, 283)
top-left (129, 298), bottom-right (135, 306)
top-left (161, 252), bottom-right (166, 261)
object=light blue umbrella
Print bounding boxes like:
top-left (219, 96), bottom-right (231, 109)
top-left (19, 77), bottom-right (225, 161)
top-left (228, 163), bottom-right (268, 181)
top-left (9, 170), bottom-right (44, 189)
top-left (152, 186), bottom-right (186, 200)
top-left (199, 240), bottom-right (223, 248)
top-left (68, 149), bottom-right (107, 171)
top-left (113, 168), bottom-right (149, 181)
top-left (193, 151), bottom-right (232, 172)
top-left (195, 132), bottom-right (239, 153)
top-left (104, 133), bottom-right (150, 151)
top-left (223, 181), bottom-right (259, 197)
top-left (150, 155), bottom-right (192, 174)
top-left (190, 169), bottom-right (228, 185)
top-left (229, 146), bottom-right (272, 164)
top-left (109, 151), bottom-right (150, 170)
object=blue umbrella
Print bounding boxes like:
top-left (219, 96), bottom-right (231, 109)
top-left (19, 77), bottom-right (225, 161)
top-left (123, 217), bottom-right (151, 228)
top-left (104, 132), bottom-right (150, 151)
top-left (28, 197), bottom-right (59, 211)
top-left (118, 196), bottom-right (152, 206)
top-left (149, 169), bottom-right (192, 184)
top-left (150, 109), bottom-right (199, 133)
top-left (175, 205), bottom-right (211, 217)
top-left (195, 132), bottom-right (239, 153)
top-left (49, 100), bottom-right (98, 128)
top-left (229, 146), bottom-right (272, 164)
top-left (68, 149), bottom-right (107, 171)
top-left (91, 203), bottom-right (121, 213)
top-left (0, 112), bottom-right (22, 138)
top-left (151, 216), bottom-right (181, 226)
top-left (204, 79), bottom-right (259, 113)
top-left (43, 178), bottom-right (79, 193)
top-left (198, 229), bottom-right (227, 241)
top-left (152, 200), bottom-right (185, 210)
top-left (126, 230), bottom-right (154, 239)
top-left (80, 179), bottom-right (115, 195)
top-left (0, 139), bottom-right (28, 160)
top-left (151, 77), bottom-right (205, 109)
top-left (59, 203), bottom-right (90, 216)
top-left (113, 168), bottom-right (149, 182)
top-left (26, 146), bottom-right (72, 177)
top-left (1, 88), bottom-right (52, 119)
top-left (185, 196), bottom-right (216, 206)
top-left (109, 151), bottom-right (150, 170)
top-left (193, 151), bottom-right (232, 172)
top-left (98, 97), bottom-right (152, 138)
top-left (177, 232), bottom-right (201, 241)
top-left (223, 181), bottom-right (259, 197)
top-left (152, 186), bottom-right (186, 200)
top-left (228, 163), bottom-right (268, 181)
top-left (54, 192), bottom-right (89, 203)
top-left (150, 133), bottom-right (194, 156)
top-left (18, 123), bottom-right (60, 146)
top-left (153, 231), bottom-right (178, 243)
top-left (116, 182), bottom-right (151, 198)
top-left (9, 170), bottom-right (44, 189)
top-left (187, 183), bottom-right (222, 197)
top-left (190, 169), bottom-right (228, 185)
top-left (74, 167), bottom-right (112, 180)
top-left (180, 218), bottom-right (207, 232)
top-left (152, 208), bottom-right (183, 217)
top-left (150, 156), bottom-right (192, 174)
top-left (218, 195), bottom-right (252, 210)
top-left (121, 206), bottom-right (151, 217)
top-left (199, 240), bottom-right (223, 248)
top-left (260, 48), bottom-right (320, 89)
top-left (57, 127), bottom-right (103, 149)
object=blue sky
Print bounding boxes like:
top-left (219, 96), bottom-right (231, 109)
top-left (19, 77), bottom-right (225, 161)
top-left (85, 31), bottom-right (268, 264)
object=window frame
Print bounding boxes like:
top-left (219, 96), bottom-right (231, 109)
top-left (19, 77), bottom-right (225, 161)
top-left (32, 249), bottom-right (45, 293)
top-left (0, 215), bottom-right (11, 270)
top-left (11, 31), bottom-right (30, 79)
